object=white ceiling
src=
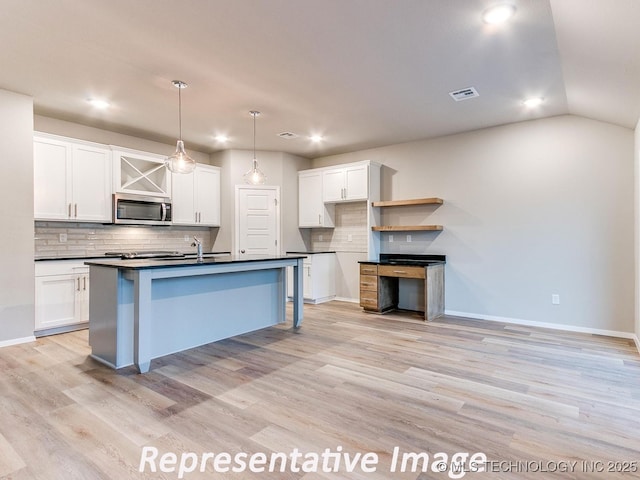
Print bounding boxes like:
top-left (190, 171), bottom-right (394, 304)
top-left (0, 0), bottom-right (638, 158)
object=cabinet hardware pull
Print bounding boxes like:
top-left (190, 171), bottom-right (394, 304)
top-left (68, 204), bottom-right (72, 218)
top-left (393, 270), bottom-right (406, 274)
top-left (83, 276), bottom-right (87, 290)
top-left (318, 214), bottom-right (321, 224)
top-left (74, 204), bottom-right (78, 217)
top-left (77, 277), bottom-right (81, 291)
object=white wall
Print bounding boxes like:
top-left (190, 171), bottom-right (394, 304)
top-left (635, 116), bottom-right (640, 347)
top-left (0, 89), bottom-right (35, 344)
top-left (313, 115), bottom-right (635, 333)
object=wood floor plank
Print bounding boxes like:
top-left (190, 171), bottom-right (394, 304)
top-left (0, 301), bottom-right (638, 479)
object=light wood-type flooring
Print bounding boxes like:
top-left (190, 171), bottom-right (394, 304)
top-left (0, 301), bottom-right (639, 479)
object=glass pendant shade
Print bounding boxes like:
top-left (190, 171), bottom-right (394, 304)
top-left (165, 80), bottom-right (196, 174)
top-left (243, 110), bottom-right (266, 185)
top-left (244, 158), bottom-right (266, 185)
top-left (166, 140), bottom-right (196, 174)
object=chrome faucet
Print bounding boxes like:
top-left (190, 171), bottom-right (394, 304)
top-left (191, 236), bottom-right (203, 263)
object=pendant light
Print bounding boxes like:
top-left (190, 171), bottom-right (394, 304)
top-left (165, 80), bottom-right (196, 174)
top-left (243, 110), bottom-right (266, 185)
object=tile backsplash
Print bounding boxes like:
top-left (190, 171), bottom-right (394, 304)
top-left (35, 222), bottom-right (216, 258)
top-left (310, 202), bottom-right (368, 253)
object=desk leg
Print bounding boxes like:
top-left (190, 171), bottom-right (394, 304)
top-left (133, 270), bottom-right (152, 373)
top-left (292, 258), bottom-right (304, 327)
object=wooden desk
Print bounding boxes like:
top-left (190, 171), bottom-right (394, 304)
top-left (359, 262), bottom-right (444, 321)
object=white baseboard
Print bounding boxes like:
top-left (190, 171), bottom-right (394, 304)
top-left (333, 296), bottom-right (359, 304)
top-left (0, 335), bottom-right (36, 348)
top-left (445, 310), bottom-right (638, 342)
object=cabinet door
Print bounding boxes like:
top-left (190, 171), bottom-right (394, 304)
top-left (344, 164), bottom-right (368, 200)
top-left (196, 166), bottom-right (220, 226)
top-left (77, 274), bottom-right (90, 323)
top-left (171, 171), bottom-right (196, 225)
top-left (71, 144), bottom-right (112, 222)
top-left (322, 168), bottom-right (346, 202)
top-left (303, 264), bottom-right (313, 298)
top-left (34, 137), bottom-right (72, 220)
top-left (35, 274), bottom-right (79, 330)
top-left (298, 171), bottom-right (324, 226)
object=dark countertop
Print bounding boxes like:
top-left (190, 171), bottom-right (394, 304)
top-left (359, 253), bottom-right (446, 267)
top-left (85, 254), bottom-right (307, 270)
top-left (35, 252), bottom-right (231, 262)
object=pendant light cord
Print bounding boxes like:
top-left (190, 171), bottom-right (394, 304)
top-left (178, 85), bottom-right (182, 141)
top-left (253, 112), bottom-right (256, 161)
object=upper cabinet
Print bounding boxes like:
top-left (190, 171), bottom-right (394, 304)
top-left (298, 170), bottom-right (334, 227)
top-left (112, 147), bottom-right (171, 198)
top-left (172, 164), bottom-right (221, 226)
top-left (322, 163), bottom-right (369, 202)
top-left (34, 133), bottom-right (112, 222)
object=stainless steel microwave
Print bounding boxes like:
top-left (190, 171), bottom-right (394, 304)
top-left (112, 193), bottom-right (172, 225)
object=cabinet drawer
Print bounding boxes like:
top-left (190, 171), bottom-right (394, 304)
top-left (360, 275), bottom-right (378, 292)
top-left (35, 260), bottom-right (90, 277)
top-left (360, 264), bottom-right (378, 275)
top-left (378, 265), bottom-right (425, 279)
top-left (360, 290), bottom-right (378, 309)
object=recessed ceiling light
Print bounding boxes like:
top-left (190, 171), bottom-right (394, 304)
top-left (310, 134), bottom-right (324, 143)
top-left (214, 134), bottom-right (229, 143)
top-left (482, 4), bottom-right (516, 24)
top-left (87, 98), bottom-right (110, 109)
top-left (523, 97), bottom-right (544, 108)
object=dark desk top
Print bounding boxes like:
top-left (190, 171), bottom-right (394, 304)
top-left (359, 253), bottom-right (446, 267)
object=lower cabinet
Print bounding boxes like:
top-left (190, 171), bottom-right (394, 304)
top-left (287, 253), bottom-right (336, 304)
top-left (35, 260), bottom-right (90, 334)
top-left (359, 262), bottom-right (444, 321)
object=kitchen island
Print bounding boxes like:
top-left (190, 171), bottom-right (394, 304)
top-left (85, 255), bottom-right (305, 373)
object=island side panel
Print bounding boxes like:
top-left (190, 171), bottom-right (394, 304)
top-left (133, 269), bottom-right (153, 374)
top-left (136, 268), bottom-right (285, 368)
top-left (292, 257), bottom-right (303, 327)
top-left (88, 266), bottom-right (121, 368)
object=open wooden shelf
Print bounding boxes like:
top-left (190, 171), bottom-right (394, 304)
top-left (372, 225), bottom-right (443, 232)
top-left (372, 197), bottom-right (443, 208)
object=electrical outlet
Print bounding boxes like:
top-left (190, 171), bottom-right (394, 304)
top-left (318, 234), bottom-right (323, 242)
top-left (184, 235), bottom-right (190, 242)
top-left (389, 235), bottom-right (394, 243)
top-left (59, 233), bottom-right (67, 243)
top-left (347, 234), bottom-right (353, 242)
top-left (552, 294), bottom-right (560, 305)
top-left (406, 234), bottom-right (412, 243)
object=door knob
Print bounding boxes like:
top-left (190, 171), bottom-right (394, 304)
top-left (240, 249), bottom-right (245, 254)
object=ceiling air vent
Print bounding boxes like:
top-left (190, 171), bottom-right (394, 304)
top-left (449, 87), bottom-right (479, 102)
top-left (278, 132), bottom-right (298, 139)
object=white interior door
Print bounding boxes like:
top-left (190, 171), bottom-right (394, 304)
top-left (235, 186), bottom-right (280, 258)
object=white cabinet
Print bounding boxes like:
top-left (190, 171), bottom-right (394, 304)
top-left (298, 170), bottom-right (334, 227)
top-left (172, 164), bottom-right (221, 226)
top-left (35, 260), bottom-right (90, 333)
top-left (287, 253), bottom-right (336, 304)
top-left (34, 134), bottom-right (112, 222)
top-left (112, 147), bottom-right (171, 198)
top-left (322, 163), bottom-right (369, 202)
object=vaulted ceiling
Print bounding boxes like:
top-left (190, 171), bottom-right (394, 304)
top-left (1, 0), bottom-right (638, 157)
